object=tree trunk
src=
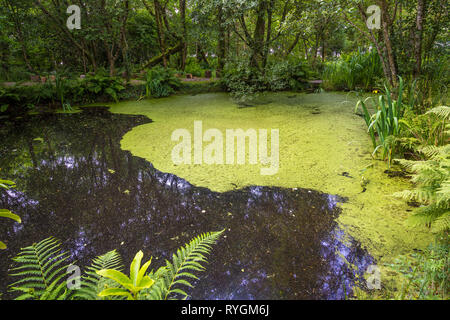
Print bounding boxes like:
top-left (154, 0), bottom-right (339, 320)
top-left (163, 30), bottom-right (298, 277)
top-left (379, 0), bottom-right (397, 86)
top-left (250, 0), bottom-right (267, 70)
top-left (153, 0), bottom-right (167, 67)
top-left (217, 5), bottom-right (226, 77)
top-left (142, 43), bottom-right (183, 69)
top-left (414, 0), bottom-right (426, 78)
top-left (180, 0), bottom-right (187, 71)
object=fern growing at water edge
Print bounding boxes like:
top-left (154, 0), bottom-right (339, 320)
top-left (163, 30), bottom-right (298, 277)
top-left (9, 237), bottom-right (73, 300)
top-left (394, 106), bottom-right (450, 233)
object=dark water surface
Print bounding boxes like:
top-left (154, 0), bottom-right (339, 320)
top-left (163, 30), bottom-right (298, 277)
top-left (0, 107), bottom-right (373, 300)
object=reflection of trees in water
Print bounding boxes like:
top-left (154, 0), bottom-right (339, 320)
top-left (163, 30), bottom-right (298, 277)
top-left (0, 108), bottom-right (373, 300)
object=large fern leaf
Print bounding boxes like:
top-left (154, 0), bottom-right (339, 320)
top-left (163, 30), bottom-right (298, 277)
top-left (9, 237), bottom-right (72, 300)
top-left (426, 106), bottom-right (450, 120)
top-left (74, 250), bottom-right (124, 300)
top-left (145, 230), bottom-right (224, 300)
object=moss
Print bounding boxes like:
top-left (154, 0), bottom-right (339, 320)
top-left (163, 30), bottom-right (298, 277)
top-left (95, 91), bottom-right (433, 264)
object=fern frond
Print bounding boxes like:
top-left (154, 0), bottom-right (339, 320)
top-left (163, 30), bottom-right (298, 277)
top-left (146, 230), bottom-right (224, 300)
top-left (9, 237), bottom-right (72, 300)
top-left (74, 250), bottom-right (124, 300)
top-left (431, 211), bottom-right (450, 233)
top-left (426, 106), bottom-right (450, 120)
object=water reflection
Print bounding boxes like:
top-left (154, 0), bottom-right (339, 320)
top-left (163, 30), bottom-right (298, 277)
top-left (0, 107), bottom-right (373, 300)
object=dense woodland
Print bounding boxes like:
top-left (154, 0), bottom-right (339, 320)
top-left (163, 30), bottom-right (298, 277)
top-left (0, 0), bottom-right (449, 301)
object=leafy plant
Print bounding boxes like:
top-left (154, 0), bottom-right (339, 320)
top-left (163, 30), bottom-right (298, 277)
top-left (73, 250), bottom-right (124, 300)
top-left (96, 250), bottom-right (155, 300)
top-left (9, 237), bottom-right (73, 300)
top-left (79, 75), bottom-right (125, 103)
top-left (54, 74), bottom-right (73, 112)
top-left (399, 108), bottom-right (448, 156)
top-left (266, 59), bottom-right (312, 91)
top-left (386, 243), bottom-right (449, 300)
top-left (394, 106), bottom-right (450, 233)
top-left (184, 58), bottom-right (204, 78)
top-left (0, 179), bottom-right (21, 250)
top-left (324, 49), bottom-right (383, 91)
top-left (355, 77), bottom-right (408, 166)
top-left (143, 230), bottom-right (224, 300)
top-left (144, 66), bottom-right (181, 98)
top-left (0, 87), bottom-right (20, 113)
top-left (222, 61), bottom-right (266, 104)
top-left (9, 230), bottom-right (224, 300)
top-left (353, 242), bottom-right (449, 300)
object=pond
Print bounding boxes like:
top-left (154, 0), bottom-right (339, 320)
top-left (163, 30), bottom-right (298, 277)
top-left (0, 103), bottom-right (376, 300)
top-left (1, 92), bottom-right (433, 300)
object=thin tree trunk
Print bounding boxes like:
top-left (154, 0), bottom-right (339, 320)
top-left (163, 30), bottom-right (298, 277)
top-left (379, 0), bottom-right (397, 86)
top-left (153, 0), bottom-right (167, 67)
top-left (217, 5), bottom-right (226, 77)
top-left (180, 0), bottom-right (187, 71)
top-left (414, 0), bottom-right (426, 78)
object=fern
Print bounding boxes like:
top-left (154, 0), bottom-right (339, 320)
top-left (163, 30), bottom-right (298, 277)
top-left (6, 231), bottom-right (223, 300)
top-left (74, 250), bottom-right (124, 300)
top-left (394, 107), bottom-right (450, 233)
top-left (144, 230), bottom-right (224, 300)
top-left (9, 237), bottom-right (73, 300)
top-left (427, 106), bottom-right (450, 120)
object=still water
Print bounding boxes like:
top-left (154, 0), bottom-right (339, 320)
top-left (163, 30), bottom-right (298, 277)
top-left (0, 107), bottom-right (373, 299)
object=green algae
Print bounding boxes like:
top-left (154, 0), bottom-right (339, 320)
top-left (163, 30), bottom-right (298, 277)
top-left (96, 91), bottom-right (433, 265)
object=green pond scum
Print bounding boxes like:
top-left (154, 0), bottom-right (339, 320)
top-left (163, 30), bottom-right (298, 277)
top-left (94, 92), bottom-right (433, 267)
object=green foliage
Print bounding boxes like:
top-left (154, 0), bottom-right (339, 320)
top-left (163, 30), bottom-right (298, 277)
top-left (355, 77), bottom-right (408, 165)
top-left (222, 61), bottom-right (267, 104)
top-left (184, 58), bottom-right (205, 78)
top-left (266, 59), bottom-right (312, 91)
top-left (353, 242), bottom-right (449, 300)
top-left (73, 250), bottom-right (124, 300)
top-left (0, 179), bottom-right (20, 249)
top-left (386, 243), bottom-right (449, 299)
top-left (9, 237), bottom-right (73, 300)
top-left (408, 57), bottom-right (450, 112)
top-left (144, 67), bottom-right (181, 98)
top-left (8, 231), bottom-right (223, 300)
top-left (142, 230), bottom-right (224, 300)
top-left (323, 49), bottom-right (383, 91)
top-left (394, 107), bottom-right (450, 233)
top-left (222, 57), bottom-right (313, 104)
top-left (399, 108), bottom-right (448, 154)
top-left (96, 250), bottom-right (155, 300)
top-left (0, 87), bottom-right (19, 113)
top-left (79, 75), bottom-right (125, 103)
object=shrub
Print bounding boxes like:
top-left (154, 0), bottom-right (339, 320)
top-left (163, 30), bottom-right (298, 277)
top-left (394, 106), bottom-right (450, 233)
top-left (222, 61), bottom-right (267, 104)
top-left (184, 58), bottom-right (204, 77)
top-left (323, 49), bottom-right (383, 91)
top-left (266, 59), bottom-right (312, 91)
top-left (77, 74), bottom-right (125, 103)
top-left (355, 77), bottom-right (408, 165)
top-left (144, 66), bottom-right (181, 98)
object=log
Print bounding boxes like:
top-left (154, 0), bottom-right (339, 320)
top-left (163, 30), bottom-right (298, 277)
top-left (142, 43), bottom-right (182, 69)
